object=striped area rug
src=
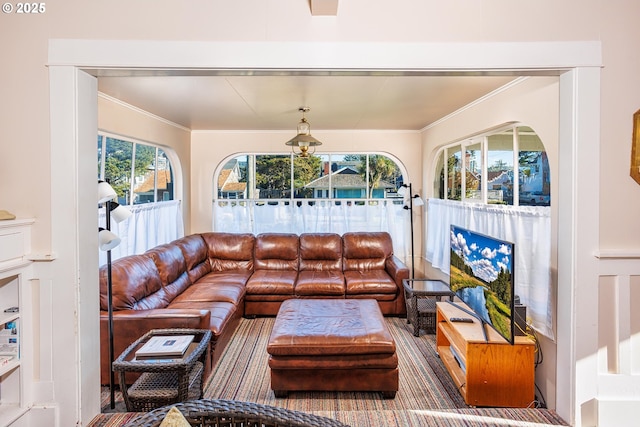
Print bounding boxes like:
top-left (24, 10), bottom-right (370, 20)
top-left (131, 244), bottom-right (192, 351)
top-left (91, 316), bottom-right (569, 427)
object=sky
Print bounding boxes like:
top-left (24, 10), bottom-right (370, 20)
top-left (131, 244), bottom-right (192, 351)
top-left (450, 225), bottom-right (513, 283)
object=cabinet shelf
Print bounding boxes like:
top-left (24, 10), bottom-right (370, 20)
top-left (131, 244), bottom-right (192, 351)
top-left (0, 357), bottom-right (20, 377)
top-left (0, 219), bottom-right (34, 425)
top-left (436, 301), bottom-right (535, 408)
top-left (0, 312), bottom-right (19, 327)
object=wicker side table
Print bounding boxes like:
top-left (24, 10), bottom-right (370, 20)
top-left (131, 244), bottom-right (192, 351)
top-left (403, 279), bottom-right (454, 336)
top-left (113, 328), bottom-right (211, 412)
top-left (124, 399), bottom-right (350, 427)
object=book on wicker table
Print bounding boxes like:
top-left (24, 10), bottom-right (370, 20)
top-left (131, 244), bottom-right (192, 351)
top-left (112, 328), bottom-right (211, 412)
top-left (135, 335), bottom-right (194, 359)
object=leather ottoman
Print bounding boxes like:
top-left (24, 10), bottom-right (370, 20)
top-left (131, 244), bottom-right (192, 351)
top-left (267, 299), bottom-right (398, 398)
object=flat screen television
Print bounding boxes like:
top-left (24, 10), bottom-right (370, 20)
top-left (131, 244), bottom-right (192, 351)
top-left (449, 225), bottom-right (516, 344)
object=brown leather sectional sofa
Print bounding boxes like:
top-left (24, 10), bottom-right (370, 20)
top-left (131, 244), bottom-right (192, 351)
top-left (99, 231), bottom-right (409, 384)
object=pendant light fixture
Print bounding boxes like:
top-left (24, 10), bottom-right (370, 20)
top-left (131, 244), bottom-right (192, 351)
top-left (285, 107), bottom-right (322, 158)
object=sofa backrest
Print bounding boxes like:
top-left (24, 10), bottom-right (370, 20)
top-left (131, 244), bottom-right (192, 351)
top-left (342, 231), bottom-right (393, 271)
top-left (254, 233), bottom-right (299, 271)
top-left (299, 233), bottom-right (342, 271)
top-left (174, 234), bottom-right (211, 283)
top-left (145, 243), bottom-right (192, 301)
top-left (202, 232), bottom-right (255, 272)
top-left (100, 255), bottom-right (169, 311)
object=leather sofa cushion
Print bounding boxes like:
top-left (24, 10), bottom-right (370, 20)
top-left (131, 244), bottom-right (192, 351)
top-left (246, 270), bottom-right (296, 295)
top-left (174, 234), bottom-right (211, 283)
top-left (202, 232), bottom-right (255, 272)
top-left (342, 231), bottom-right (393, 271)
top-left (254, 233), bottom-right (299, 271)
top-left (295, 271), bottom-right (345, 296)
top-left (144, 243), bottom-right (192, 301)
top-left (344, 270), bottom-right (398, 295)
top-left (172, 282), bottom-right (245, 305)
top-left (145, 243), bottom-right (187, 285)
top-left (195, 270), bottom-right (253, 288)
top-left (101, 255), bottom-right (165, 311)
top-left (267, 299), bottom-right (395, 356)
top-left (299, 233), bottom-right (342, 271)
top-left (167, 300), bottom-right (238, 338)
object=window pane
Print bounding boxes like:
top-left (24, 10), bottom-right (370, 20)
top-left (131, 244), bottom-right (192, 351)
top-left (366, 154), bottom-right (402, 199)
top-left (447, 146), bottom-right (462, 200)
top-left (104, 137), bottom-right (133, 204)
top-left (218, 155), bottom-right (249, 199)
top-left (132, 144), bottom-right (157, 204)
top-left (157, 149), bottom-right (174, 201)
top-left (215, 152), bottom-right (406, 202)
top-left (97, 135), bottom-right (104, 179)
top-left (294, 154), bottom-right (325, 199)
top-left (487, 134), bottom-right (514, 205)
top-left (255, 155), bottom-right (291, 199)
top-left (465, 142), bottom-right (482, 202)
top-left (435, 150), bottom-right (445, 199)
top-left (518, 126), bottom-right (551, 206)
top-left (331, 154), bottom-right (365, 199)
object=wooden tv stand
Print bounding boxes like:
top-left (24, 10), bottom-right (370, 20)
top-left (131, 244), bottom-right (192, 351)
top-left (435, 301), bottom-right (535, 407)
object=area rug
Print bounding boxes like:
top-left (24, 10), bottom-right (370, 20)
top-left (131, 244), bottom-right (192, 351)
top-left (91, 317), bottom-right (569, 427)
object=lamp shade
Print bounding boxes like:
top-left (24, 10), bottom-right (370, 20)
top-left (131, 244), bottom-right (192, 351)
top-left (99, 228), bottom-right (121, 251)
top-left (397, 186), bottom-right (407, 197)
top-left (110, 203), bottom-right (132, 223)
top-left (285, 107), bottom-right (322, 157)
top-left (98, 181), bottom-right (117, 204)
top-left (413, 195), bottom-right (425, 207)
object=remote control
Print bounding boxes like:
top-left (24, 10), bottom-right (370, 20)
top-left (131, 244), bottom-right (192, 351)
top-left (450, 317), bottom-right (474, 323)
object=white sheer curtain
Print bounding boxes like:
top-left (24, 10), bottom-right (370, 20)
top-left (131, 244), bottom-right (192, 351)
top-left (426, 198), bottom-right (553, 339)
top-left (99, 200), bottom-right (184, 265)
top-left (213, 200), bottom-right (410, 260)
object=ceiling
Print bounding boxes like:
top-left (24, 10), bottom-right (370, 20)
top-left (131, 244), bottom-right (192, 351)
top-left (97, 72), bottom-right (519, 132)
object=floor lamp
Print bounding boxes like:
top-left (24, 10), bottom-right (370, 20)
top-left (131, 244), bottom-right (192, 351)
top-left (398, 183), bottom-right (424, 279)
top-left (98, 181), bottom-right (131, 409)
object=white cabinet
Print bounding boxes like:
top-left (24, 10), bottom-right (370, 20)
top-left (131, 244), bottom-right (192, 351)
top-left (0, 219), bottom-right (34, 427)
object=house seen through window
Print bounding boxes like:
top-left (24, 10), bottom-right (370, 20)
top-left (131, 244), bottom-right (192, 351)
top-left (97, 133), bottom-right (183, 262)
top-left (216, 153), bottom-right (404, 203)
top-left (97, 134), bottom-right (175, 204)
top-left (435, 125), bottom-right (550, 207)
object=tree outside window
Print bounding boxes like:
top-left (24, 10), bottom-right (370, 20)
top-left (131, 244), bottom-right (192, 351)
top-left (216, 153), bottom-right (405, 202)
top-left (97, 134), bottom-right (175, 205)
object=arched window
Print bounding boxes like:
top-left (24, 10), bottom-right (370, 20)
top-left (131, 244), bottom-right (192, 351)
top-left (97, 134), bottom-right (176, 204)
top-left (97, 133), bottom-right (184, 262)
top-left (434, 125), bottom-right (551, 207)
top-left (213, 152), bottom-right (410, 258)
top-left (427, 124), bottom-right (553, 338)
top-left (216, 153), bottom-right (404, 202)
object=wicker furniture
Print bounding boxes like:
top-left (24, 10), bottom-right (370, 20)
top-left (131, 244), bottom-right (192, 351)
top-left (402, 279), bottom-right (454, 336)
top-left (113, 329), bottom-right (211, 412)
top-left (123, 398), bottom-right (350, 427)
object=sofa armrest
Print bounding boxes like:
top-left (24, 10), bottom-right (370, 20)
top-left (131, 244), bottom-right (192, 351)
top-left (100, 309), bottom-right (211, 384)
top-left (385, 255), bottom-right (410, 288)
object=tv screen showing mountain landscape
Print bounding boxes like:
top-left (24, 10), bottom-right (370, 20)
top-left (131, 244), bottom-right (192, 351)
top-left (449, 225), bottom-right (515, 344)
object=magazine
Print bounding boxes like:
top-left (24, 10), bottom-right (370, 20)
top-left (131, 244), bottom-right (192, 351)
top-left (135, 335), bottom-right (195, 359)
